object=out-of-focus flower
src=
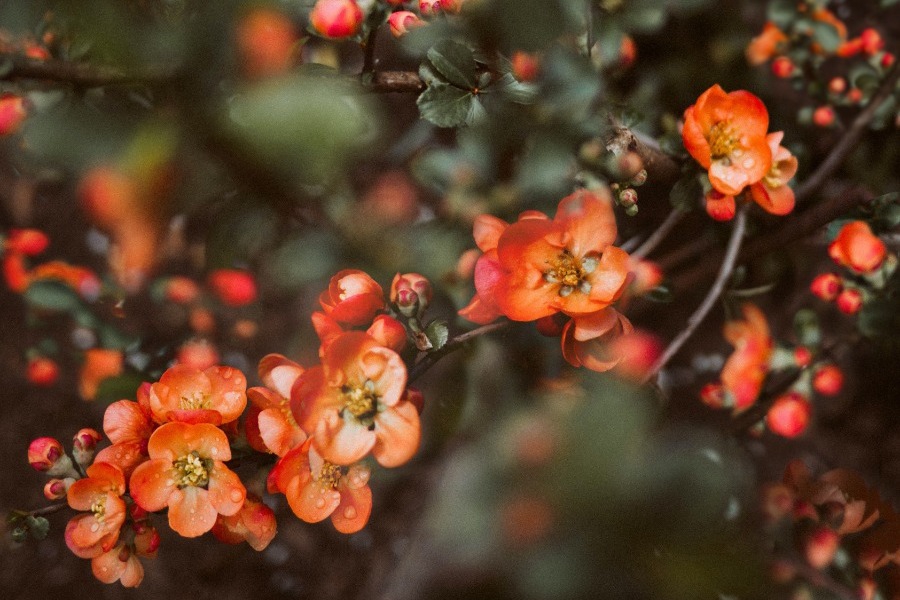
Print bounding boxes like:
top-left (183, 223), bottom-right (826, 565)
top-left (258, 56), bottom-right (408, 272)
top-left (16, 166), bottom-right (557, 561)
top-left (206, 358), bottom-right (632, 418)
top-left (268, 439), bottom-right (372, 533)
top-left (829, 221), bottom-right (886, 274)
top-left (94, 384), bottom-right (155, 477)
top-left (746, 22), bottom-right (788, 65)
top-left (207, 269), bottom-right (257, 307)
top-left (766, 391), bottom-right (811, 438)
top-left (3, 253), bottom-right (29, 292)
top-left (163, 276), bottom-right (200, 304)
top-left (236, 8), bottom-right (298, 79)
top-left (79, 349), bottom-right (124, 401)
top-left (27, 356), bottom-right (59, 387)
top-left (813, 364), bottom-right (844, 396)
top-left (175, 339), bottom-right (220, 371)
top-left (836, 288), bottom-right (863, 314)
top-left (5, 229), bottom-right (49, 256)
top-left (459, 189), bottom-right (629, 324)
top-left (148, 364), bottom-right (247, 425)
top-left (810, 273), bottom-right (842, 301)
top-left (29, 261), bottom-right (101, 300)
top-left (682, 85), bottom-right (771, 197)
top-left (65, 462), bottom-right (127, 558)
top-left (129, 421), bottom-right (246, 537)
top-left (511, 51), bottom-right (540, 81)
top-left (721, 304), bottom-right (772, 410)
top-left (292, 331), bottom-right (419, 467)
top-left (748, 131), bottom-right (797, 216)
top-left (804, 525), bottom-right (839, 568)
top-left (0, 93), bottom-right (27, 135)
top-left (388, 11), bottom-right (424, 38)
top-left (211, 493), bottom-right (277, 550)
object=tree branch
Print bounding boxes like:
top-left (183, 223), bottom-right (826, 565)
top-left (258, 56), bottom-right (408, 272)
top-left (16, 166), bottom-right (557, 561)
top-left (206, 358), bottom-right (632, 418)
top-left (365, 70), bottom-right (425, 93)
top-left (631, 209), bottom-right (685, 260)
top-left (642, 204), bottom-right (749, 383)
top-left (0, 52), bottom-right (171, 86)
top-left (605, 119), bottom-right (682, 187)
top-left (408, 320), bottom-right (509, 383)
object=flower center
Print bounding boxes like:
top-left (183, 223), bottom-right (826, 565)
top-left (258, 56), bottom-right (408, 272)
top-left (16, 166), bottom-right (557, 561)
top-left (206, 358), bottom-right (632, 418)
top-left (708, 121), bottom-right (739, 161)
top-left (179, 391), bottom-right (210, 411)
top-left (763, 162), bottom-right (782, 188)
top-left (173, 451), bottom-right (211, 488)
top-left (544, 250), bottom-right (598, 297)
top-left (342, 380), bottom-right (379, 423)
top-left (91, 496), bottom-right (107, 522)
top-left (317, 461), bottom-right (344, 489)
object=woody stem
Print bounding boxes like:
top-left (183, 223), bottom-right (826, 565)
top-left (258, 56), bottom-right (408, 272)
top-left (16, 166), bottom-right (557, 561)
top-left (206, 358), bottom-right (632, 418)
top-left (631, 209), bottom-right (686, 260)
top-left (642, 203), bottom-right (749, 383)
top-left (408, 320), bottom-right (510, 383)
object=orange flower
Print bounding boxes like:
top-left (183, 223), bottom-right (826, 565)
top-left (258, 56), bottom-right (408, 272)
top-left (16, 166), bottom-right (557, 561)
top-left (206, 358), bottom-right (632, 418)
top-left (268, 439), bottom-right (372, 534)
top-left (560, 307), bottom-right (634, 372)
top-left (5, 228), bottom-right (49, 256)
top-left (65, 462), bottom-right (127, 558)
top-left (319, 269), bottom-right (385, 327)
top-left (79, 349), bottom-right (124, 401)
top-left (292, 331), bottom-right (420, 467)
top-left (311, 311), bottom-right (406, 357)
top-left (129, 421), bottom-right (246, 538)
top-left (828, 221), bottom-right (886, 274)
top-left (459, 189), bottom-right (630, 324)
top-left (746, 22), bottom-right (788, 65)
top-left (30, 260), bottom-right (101, 300)
top-left (748, 131), bottom-right (797, 216)
top-left (236, 8), bottom-right (298, 79)
top-left (720, 304), bottom-right (772, 410)
top-left (94, 383), bottom-right (155, 477)
top-left (683, 85), bottom-right (772, 196)
top-left (246, 354), bottom-right (308, 457)
top-left (91, 517), bottom-right (159, 588)
top-left (147, 364), bottom-right (247, 425)
top-left (211, 493), bottom-right (277, 550)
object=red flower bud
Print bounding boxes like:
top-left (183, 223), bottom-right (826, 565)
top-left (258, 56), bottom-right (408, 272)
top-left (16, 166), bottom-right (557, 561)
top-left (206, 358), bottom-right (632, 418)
top-left (700, 383), bottom-right (727, 409)
top-left (810, 273), bottom-right (842, 301)
top-left (836, 288), bottom-right (863, 314)
top-left (881, 52), bottom-right (895, 68)
top-left (704, 189), bottom-right (736, 221)
top-left (827, 77), bottom-right (846, 94)
top-left (766, 392), bottom-right (811, 438)
top-left (771, 56), bottom-right (794, 78)
top-left (0, 94), bottom-right (27, 135)
top-left (388, 11), bottom-right (423, 38)
top-left (803, 525), bottom-right (839, 569)
top-left (3, 253), bottom-right (30, 292)
top-left (390, 272), bottom-right (432, 317)
top-left (846, 88), bottom-right (863, 103)
top-left (164, 276), bottom-right (200, 304)
top-left (176, 339), bottom-right (220, 370)
top-left (73, 428), bottom-right (102, 467)
top-left (5, 229), bottom-right (49, 256)
top-left (27, 357), bottom-right (59, 387)
top-left (208, 269), bottom-right (257, 307)
top-left (860, 28), bottom-right (883, 55)
top-left (310, 0), bottom-right (363, 39)
top-left (812, 364), bottom-right (843, 396)
top-left (793, 346), bottom-right (812, 368)
top-left (812, 106), bottom-right (835, 128)
top-left (43, 477), bottom-right (74, 500)
top-left (419, 0), bottom-right (443, 16)
top-left (618, 187), bottom-right (638, 208)
top-left (511, 51), bottom-right (540, 82)
top-left (28, 437), bottom-right (76, 477)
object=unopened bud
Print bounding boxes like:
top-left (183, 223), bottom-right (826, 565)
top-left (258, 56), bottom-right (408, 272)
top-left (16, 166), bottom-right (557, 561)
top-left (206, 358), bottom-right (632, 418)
top-left (846, 88), bottom-right (863, 103)
top-left (615, 151), bottom-right (643, 180)
top-left (27, 357), bottom-right (59, 387)
top-left (391, 273), bottom-right (433, 317)
top-left (812, 364), bottom-right (843, 396)
top-left (881, 52), bottom-right (895, 68)
top-left (836, 288), bottom-right (862, 314)
top-left (630, 168), bottom-right (648, 187)
top-left (810, 273), bottom-right (842, 301)
top-left (510, 51), bottom-right (540, 82)
top-left (803, 525), bottom-right (839, 569)
top-left (700, 382), bottom-right (727, 409)
top-left (827, 77), bottom-right (846, 95)
top-left (624, 204), bottom-right (639, 217)
top-left (73, 428), bottom-right (102, 467)
top-left (618, 188), bottom-right (638, 208)
top-left (309, 0), bottom-right (363, 39)
top-left (771, 56), bottom-right (794, 78)
top-left (793, 346), bottom-right (812, 368)
top-left (43, 477), bottom-right (75, 500)
top-left (812, 105), bottom-right (835, 128)
top-left (207, 269), bottom-right (257, 307)
top-left (766, 392), bottom-right (811, 438)
top-left (388, 11), bottom-right (423, 38)
top-left (28, 437), bottom-right (77, 477)
top-left (860, 28), bottom-right (883, 55)
top-left (419, 0), bottom-right (443, 16)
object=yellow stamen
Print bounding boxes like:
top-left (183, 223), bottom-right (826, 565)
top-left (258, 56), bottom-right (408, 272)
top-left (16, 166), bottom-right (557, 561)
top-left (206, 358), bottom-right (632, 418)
top-left (90, 496), bottom-right (107, 523)
top-left (179, 391), bottom-right (210, 410)
top-left (343, 381), bottom-right (378, 421)
top-left (544, 250), bottom-right (598, 296)
top-left (318, 462), bottom-right (343, 489)
top-left (174, 451), bottom-right (211, 488)
top-left (708, 121), bottom-right (739, 160)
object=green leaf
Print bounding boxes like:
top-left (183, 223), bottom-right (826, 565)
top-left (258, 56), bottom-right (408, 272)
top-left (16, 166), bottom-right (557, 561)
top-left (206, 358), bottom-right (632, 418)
top-left (25, 516), bottom-right (49, 541)
top-left (24, 281), bottom-right (83, 313)
top-left (767, 0), bottom-right (798, 28)
top-left (424, 320), bottom-right (449, 351)
top-left (487, 73), bottom-right (539, 104)
top-left (793, 308), bottom-right (821, 347)
top-left (620, 0), bottom-right (667, 34)
top-left (426, 40), bottom-right (478, 89)
top-left (417, 82), bottom-right (483, 128)
top-left (94, 372), bottom-right (146, 406)
top-left (809, 19), bottom-right (843, 54)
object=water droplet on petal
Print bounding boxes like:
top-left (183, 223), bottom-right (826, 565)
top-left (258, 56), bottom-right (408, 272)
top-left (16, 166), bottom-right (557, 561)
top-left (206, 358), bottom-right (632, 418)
top-left (211, 447), bottom-right (218, 456)
top-left (90, 523), bottom-right (100, 532)
top-left (165, 480), bottom-right (174, 487)
top-left (229, 489), bottom-right (243, 503)
top-left (315, 498), bottom-right (326, 509)
top-left (343, 506), bottom-right (357, 520)
top-left (154, 473), bottom-right (160, 479)
top-left (742, 157), bottom-right (755, 169)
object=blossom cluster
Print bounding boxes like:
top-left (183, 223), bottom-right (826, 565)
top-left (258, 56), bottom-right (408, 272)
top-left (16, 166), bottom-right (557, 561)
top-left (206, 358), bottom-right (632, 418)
top-left (24, 268), bottom-right (426, 586)
top-left (458, 188), bottom-right (660, 376)
top-left (683, 85), bottom-right (798, 221)
top-left (810, 220), bottom-right (895, 315)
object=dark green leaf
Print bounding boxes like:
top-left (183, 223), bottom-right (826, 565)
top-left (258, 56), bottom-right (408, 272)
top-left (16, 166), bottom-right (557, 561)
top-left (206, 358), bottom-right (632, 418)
top-left (669, 174), bottom-right (702, 211)
top-left (426, 40), bottom-right (478, 89)
top-left (809, 20), bottom-right (843, 54)
top-left (417, 82), bottom-right (483, 128)
top-left (94, 372), bottom-right (146, 406)
top-left (767, 0), bottom-right (798, 28)
top-left (488, 73), bottom-right (539, 104)
top-left (793, 308), bottom-right (821, 347)
top-left (25, 516), bottom-right (50, 541)
top-left (24, 281), bottom-right (83, 313)
top-left (425, 320), bottom-right (449, 351)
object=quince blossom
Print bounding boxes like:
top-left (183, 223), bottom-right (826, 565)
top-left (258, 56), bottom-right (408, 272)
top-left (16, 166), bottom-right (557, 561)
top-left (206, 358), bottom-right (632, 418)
top-left (94, 383), bottom-right (156, 477)
top-left (721, 304), bottom-right (772, 410)
top-left (148, 364), bottom-right (247, 425)
top-left (246, 354), bottom-right (308, 457)
top-left (65, 462), bottom-right (127, 558)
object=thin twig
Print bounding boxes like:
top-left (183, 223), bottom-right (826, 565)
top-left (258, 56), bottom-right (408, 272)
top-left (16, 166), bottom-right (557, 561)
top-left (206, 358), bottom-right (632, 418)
top-left (365, 70), bottom-right (425, 93)
top-left (408, 320), bottom-right (509, 383)
top-left (361, 24), bottom-right (380, 76)
top-left (642, 204), bottom-right (749, 383)
top-left (606, 117), bottom-right (682, 187)
top-left (0, 52), bottom-right (171, 86)
top-left (585, 1), bottom-right (594, 59)
top-left (13, 502), bottom-right (70, 518)
top-left (795, 62), bottom-right (900, 203)
top-left (631, 210), bottom-right (685, 260)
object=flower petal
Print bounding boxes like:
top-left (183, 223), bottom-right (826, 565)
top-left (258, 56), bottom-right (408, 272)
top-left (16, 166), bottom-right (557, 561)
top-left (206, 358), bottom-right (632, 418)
top-left (313, 409), bottom-right (376, 466)
top-left (167, 487), bottom-right (218, 537)
top-left (372, 401), bottom-right (421, 468)
top-left (129, 459), bottom-right (178, 512)
top-left (207, 463), bottom-right (246, 517)
top-left (331, 483), bottom-right (372, 534)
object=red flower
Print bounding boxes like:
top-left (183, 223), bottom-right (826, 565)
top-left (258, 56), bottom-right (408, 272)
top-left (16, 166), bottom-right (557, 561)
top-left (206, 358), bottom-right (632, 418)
top-left (211, 493), bottom-right (277, 550)
top-left (460, 189), bottom-right (630, 324)
top-left (129, 422), bottom-right (246, 538)
top-left (268, 439), bottom-right (372, 534)
top-left (5, 228), bottom-right (49, 256)
top-left (318, 269), bottom-right (385, 327)
top-left (0, 94), bottom-right (27, 135)
top-left (828, 221), bottom-right (886, 274)
top-left (683, 85), bottom-right (772, 196)
top-left (246, 354), bottom-right (308, 457)
top-left (65, 462), bottom-right (127, 558)
top-left (292, 331), bottom-right (420, 467)
top-left (720, 304), bottom-right (772, 410)
top-left (148, 364), bottom-right (247, 425)
top-left (766, 392), bottom-right (811, 438)
top-left (208, 269), bottom-right (257, 306)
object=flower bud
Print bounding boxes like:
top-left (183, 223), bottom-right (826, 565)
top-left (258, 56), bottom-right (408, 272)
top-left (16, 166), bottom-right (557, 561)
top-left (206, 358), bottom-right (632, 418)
top-left (829, 221), bottom-right (886, 273)
top-left (176, 338), bottom-right (220, 370)
top-left (860, 28), bottom-right (883, 55)
top-left (812, 106), bottom-right (835, 128)
top-left (367, 314), bottom-right (407, 352)
top-left (391, 272), bottom-right (433, 317)
top-left (705, 189), bottom-right (736, 221)
top-left (812, 364), bottom-right (843, 396)
top-left (810, 273), bottom-right (842, 301)
top-left (5, 229), bottom-right (49, 256)
top-left (793, 346), bottom-right (812, 368)
top-left (208, 269), bottom-right (257, 307)
top-left (700, 383), bottom-right (727, 409)
top-left (388, 11), bottom-right (423, 37)
top-left (43, 477), bottom-right (75, 500)
top-left (618, 187), bottom-right (638, 208)
top-left (28, 437), bottom-right (77, 477)
top-left (164, 276), bottom-right (200, 304)
top-left (630, 168), bottom-right (648, 187)
top-left (771, 56), bottom-right (794, 78)
top-left (803, 525), bottom-right (839, 569)
top-left (310, 0), bottom-right (363, 39)
top-left (440, 0), bottom-right (464, 13)
top-left (27, 357), bottom-right (59, 387)
top-left (0, 94), bottom-right (27, 135)
top-left (73, 428), bottom-right (102, 467)
top-left (836, 288), bottom-right (862, 314)
top-left (766, 392), bottom-right (811, 438)
top-left (419, 0), bottom-right (443, 16)
top-left (624, 204), bottom-right (639, 217)
top-left (846, 88), bottom-right (863, 103)
top-left (511, 51), bottom-right (540, 82)
top-left (881, 52), bottom-right (895, 68)
top-left (827, 77), bottom-right (846, 94)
